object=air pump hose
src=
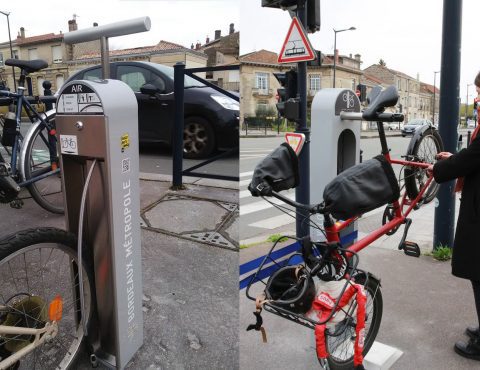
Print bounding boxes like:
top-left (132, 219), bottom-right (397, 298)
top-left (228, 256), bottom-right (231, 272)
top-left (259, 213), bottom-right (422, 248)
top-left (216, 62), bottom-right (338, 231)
top-left (77, 159), bottom-right (98, 337)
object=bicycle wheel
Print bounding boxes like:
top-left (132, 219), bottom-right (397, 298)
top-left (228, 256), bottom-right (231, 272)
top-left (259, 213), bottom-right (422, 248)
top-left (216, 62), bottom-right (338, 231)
top-left (322, 274), bottom-right (383, 370)
top-left (22, 114), bottom-right (64, 214)
top-left (0, 227), bottom-right (94, 369)
top-left (404, 128), bottom-right (443, 204)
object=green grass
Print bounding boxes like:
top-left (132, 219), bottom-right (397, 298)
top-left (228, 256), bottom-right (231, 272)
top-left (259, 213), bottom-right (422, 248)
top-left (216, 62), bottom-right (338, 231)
top-left (267, 234), bottom-right (288, 243)
top-left (432, 245), bottom-right (452, 261)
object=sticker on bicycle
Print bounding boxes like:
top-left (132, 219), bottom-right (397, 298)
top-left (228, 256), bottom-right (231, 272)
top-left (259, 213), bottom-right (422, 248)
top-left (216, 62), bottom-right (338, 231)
top-left (285, 132), bottom-right (305, 155)
top-left (60, 135), bottom-right (78, 155)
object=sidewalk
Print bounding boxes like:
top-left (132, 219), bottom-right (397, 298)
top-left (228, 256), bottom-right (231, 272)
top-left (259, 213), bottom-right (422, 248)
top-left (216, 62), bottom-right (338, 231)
top-left (0, 174), bottom-right (239, 369)
top-left (240, 197), bottom-right (479, 369)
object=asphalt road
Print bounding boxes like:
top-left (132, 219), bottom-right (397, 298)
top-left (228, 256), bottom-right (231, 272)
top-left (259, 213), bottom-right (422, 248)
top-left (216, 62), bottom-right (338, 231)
top-left (239, 131), bottom-right (455, 243)
top-left (139, 143), bottom-right (239, 178)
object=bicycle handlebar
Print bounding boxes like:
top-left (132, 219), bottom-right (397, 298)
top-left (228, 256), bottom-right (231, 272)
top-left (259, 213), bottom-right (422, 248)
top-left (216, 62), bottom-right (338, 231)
top-left (340, 111), bottom-right (404, 123)
top-left (270, 191), bottom-right (324, 214)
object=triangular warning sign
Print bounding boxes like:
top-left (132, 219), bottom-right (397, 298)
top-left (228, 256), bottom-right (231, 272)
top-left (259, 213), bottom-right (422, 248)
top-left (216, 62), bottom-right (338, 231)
top-left (278, 17), bottom-right (315, 63)
top-left (285, 132), bottom-right (305, 155)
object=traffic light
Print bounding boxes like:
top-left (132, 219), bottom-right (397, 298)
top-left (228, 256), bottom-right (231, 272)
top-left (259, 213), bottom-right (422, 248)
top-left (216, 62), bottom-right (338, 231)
top-left (264, 0), bottom-right (321, 34)
top-left (356, 84), bottom-right (367, 103)
top-left (262, 0), bottom-right (297, 9)
top-left (307, 50), bottom-right (323, 66)
top-left (274, 70), bottom-right (299, 122)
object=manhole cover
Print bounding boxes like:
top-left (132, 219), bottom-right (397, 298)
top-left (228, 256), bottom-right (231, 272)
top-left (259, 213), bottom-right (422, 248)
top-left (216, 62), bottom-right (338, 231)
top-left (218, 202), bottom-right (238, 212)
top-left (184, 231), bottom-right (236, 249)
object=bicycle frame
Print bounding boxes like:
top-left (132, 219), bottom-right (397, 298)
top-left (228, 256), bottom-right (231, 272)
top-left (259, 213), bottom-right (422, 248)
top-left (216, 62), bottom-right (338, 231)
top-left (0, 89), bottom-right (59, 187)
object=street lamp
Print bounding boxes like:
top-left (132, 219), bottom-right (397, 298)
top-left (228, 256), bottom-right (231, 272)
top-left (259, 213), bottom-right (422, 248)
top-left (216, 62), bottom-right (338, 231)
top-left (0, 10), bottom-right (16, 91)
top-left (333, 26), bottom-right (356, 88)
top-left (432, 70), bottom-right (440, 125)
top-left (466, 83), bottom-right (473, 127)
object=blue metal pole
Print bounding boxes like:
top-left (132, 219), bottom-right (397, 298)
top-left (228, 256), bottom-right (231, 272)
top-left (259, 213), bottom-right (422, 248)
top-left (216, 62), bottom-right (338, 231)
top-left (296, 0), bottom-right (310, 238)
top-left (433, 0), bottom-right (462, 250)
top-left (172, 62), bottom-right (185, 189)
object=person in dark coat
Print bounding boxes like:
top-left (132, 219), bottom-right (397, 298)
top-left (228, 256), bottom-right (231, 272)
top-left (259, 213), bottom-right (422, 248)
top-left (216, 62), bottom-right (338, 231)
top-left (427, 72), bottom-right (480, 361)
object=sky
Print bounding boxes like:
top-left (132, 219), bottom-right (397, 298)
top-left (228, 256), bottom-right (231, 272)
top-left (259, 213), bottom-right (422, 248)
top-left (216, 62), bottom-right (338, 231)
top-left (0, 0), bottom-right (477, 104)
top-left (0, 0), bottom-right (239, 54)
top-left (240, 0), bottom-right (478, 104)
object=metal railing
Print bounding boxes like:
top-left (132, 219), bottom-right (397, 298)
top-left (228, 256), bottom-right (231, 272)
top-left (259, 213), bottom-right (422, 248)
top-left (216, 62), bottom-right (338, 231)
top-left (172, 63), bottom-right (240, 188)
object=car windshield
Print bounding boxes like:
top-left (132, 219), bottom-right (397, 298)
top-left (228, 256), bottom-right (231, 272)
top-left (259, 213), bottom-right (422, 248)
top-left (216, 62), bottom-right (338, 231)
top-left (152, 64), bottom-right (206, 88)
top-left (407, 119), bottom-right (425, 126)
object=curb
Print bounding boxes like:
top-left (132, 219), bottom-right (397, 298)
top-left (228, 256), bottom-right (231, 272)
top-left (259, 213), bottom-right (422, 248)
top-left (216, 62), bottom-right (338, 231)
top-left (139, 172), bottom-right (238, 190)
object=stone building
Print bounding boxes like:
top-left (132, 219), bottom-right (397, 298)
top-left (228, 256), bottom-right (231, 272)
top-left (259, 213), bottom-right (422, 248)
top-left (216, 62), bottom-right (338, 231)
top-left (0, 18), bottom-right (207, 95)
top-left (197, 23), bottom-right (239, 92)
top-left (363, 64), bottom-right (438, 123)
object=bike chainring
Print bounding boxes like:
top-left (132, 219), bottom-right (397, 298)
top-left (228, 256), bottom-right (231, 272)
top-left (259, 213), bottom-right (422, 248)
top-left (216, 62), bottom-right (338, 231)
top-left (0, 163), bottom-right (20, 204)
top-left (382, 204), bottom-right (400, 236)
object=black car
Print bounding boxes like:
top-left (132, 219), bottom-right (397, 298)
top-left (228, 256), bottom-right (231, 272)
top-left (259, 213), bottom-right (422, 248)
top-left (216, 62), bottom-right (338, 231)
top-left (65, 61), bottom-right (239, 158)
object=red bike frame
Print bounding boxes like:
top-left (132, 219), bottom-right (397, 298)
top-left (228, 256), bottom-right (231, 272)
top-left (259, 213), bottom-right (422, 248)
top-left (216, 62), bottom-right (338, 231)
top-left (324, 151), bottom-right (433, 255)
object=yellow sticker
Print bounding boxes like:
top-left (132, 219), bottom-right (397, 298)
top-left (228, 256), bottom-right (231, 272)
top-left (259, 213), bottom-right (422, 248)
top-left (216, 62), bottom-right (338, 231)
top-left (121, 134), bottom-right (130, 152)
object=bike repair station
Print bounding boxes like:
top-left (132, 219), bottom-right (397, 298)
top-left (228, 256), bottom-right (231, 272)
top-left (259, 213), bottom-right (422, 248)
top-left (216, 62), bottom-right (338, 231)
top-left (57, 18), bottom-right (151, 369)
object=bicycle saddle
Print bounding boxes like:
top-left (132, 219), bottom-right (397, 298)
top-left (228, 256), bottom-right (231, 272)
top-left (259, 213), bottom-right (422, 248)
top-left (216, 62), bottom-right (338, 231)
top-left (362, 85), bottom-right (399, 121)
top-left (5, 58), bottom-right (48, 74)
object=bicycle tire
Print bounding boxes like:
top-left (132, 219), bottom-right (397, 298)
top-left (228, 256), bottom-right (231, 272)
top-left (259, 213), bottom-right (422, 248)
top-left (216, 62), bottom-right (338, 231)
top-left (22, 113), bottom-right (64, 214)
top-left (321, 274), bottom-right (383, 370)
top-left (0, 227), bottom-right (95, 370)
top-left (404, 128), bottom-right (443, 204)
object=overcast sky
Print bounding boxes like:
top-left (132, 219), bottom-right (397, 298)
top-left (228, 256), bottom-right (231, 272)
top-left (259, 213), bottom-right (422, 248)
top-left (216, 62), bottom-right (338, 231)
top-left (0, 0), bottom-right (238, 54)
top-left (241, 0), bottom-right (477, 104)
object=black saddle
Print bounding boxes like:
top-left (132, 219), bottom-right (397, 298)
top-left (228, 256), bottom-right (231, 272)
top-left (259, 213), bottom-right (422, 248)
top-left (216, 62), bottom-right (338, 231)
top-left (5, 59), bottom-right (48, 74)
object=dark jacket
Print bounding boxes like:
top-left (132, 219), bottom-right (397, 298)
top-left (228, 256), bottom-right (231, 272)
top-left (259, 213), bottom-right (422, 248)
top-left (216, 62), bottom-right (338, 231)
top-left (433, 136), bottom-right (480, 280)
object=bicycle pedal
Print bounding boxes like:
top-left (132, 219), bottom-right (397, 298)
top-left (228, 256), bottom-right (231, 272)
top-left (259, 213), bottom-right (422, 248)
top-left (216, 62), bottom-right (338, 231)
top-left (9, 198), bottom-right (23, 209)
top-left (400, 241), bottom-right (420, 257)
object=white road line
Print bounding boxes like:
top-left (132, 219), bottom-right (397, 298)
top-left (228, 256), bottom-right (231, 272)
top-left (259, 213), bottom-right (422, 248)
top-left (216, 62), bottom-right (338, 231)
top-left (240, 190), bottom-right (252, 199)
top-left (240, 171), bottom-right (254, 178)
top-left (239, 179), bottom-right (251, 186)
top-left (248, 213), bottom-right (295, 229)
top-left (240, 155), bottom-right (266, 159)
top-left (240, 149), bottom-right (273, 153)
top-left (240, 193), bottom-right (295, 216)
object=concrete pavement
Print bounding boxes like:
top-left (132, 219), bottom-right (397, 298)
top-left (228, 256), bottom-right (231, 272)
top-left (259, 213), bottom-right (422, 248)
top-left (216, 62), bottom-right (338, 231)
top-left (0, 173), bottom-right (239, 369)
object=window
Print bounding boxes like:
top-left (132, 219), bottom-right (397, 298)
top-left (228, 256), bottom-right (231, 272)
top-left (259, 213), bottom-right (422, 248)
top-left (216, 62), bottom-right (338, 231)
top-left (56, 74), bottom-right (64, 92)
top-left (82, 68), bottom-right (102, 81)
top-left (397, 79), bottom-right (401, 90)
top-left (117, 65), bottom-right (166, 92)
top-left (37, 76), bottom-right (45, 95)
top-left (28, 48), bottom-right (38, 60)
top-left (52, 45), bottom-right (62, 63)
top-left (12, 50), bottom-right (18, 59)
top-left (256, 100), bottom-right (269, 115)
top-left (309, 74), bottom-right (321, 91)
top-left (255, 72), bottom-right (268, 90)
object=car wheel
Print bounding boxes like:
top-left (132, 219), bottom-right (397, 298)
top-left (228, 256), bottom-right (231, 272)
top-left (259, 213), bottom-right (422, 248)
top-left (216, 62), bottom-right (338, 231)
top-left (183, 117), bottom-right (215, 159)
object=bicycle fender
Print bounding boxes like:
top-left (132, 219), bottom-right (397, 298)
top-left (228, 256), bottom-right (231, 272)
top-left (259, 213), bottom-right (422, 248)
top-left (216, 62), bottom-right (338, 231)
top-left (406, 124), bottom-right (435, 155)
top-left (352, 270), bottom-right (381, 288)
top-left (19, 109), bottom-right (56, 181)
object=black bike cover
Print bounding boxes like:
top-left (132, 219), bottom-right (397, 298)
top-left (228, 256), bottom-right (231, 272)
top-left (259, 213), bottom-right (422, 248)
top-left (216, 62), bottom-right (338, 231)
top-left (248, 143), bottom-right (299, 196)
top-left (323, 155), bottom-right (400, 220)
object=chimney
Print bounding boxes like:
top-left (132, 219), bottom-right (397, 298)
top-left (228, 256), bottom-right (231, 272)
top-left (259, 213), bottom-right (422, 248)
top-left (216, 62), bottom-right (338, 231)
top-left (93, 22), bottom-right (98, 27)
top-left (416, 73), bottom-right (420, 81)
top-left (68, 19), bottom-right (78, 32)
top-left (191, 43), bottom-right (194, 49)
top-left (195, 42), bottom-right (201, 50)
top-left (229, 23), bottom-right (235, 34)
top-left (349, 53), bottom-right (352, 58)
top-left (354, 54), bottom-right (361, 62)
top-left (214, 30), bottom-right (221, 40)
top-left (206, 35), bottom-right (210, 44)
top-left (19, 27), bottom-right (25, 39)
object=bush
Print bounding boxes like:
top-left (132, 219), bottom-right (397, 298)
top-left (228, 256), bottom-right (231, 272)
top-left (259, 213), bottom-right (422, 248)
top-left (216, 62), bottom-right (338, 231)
top-left (432, 245), bottom-right (452, 261)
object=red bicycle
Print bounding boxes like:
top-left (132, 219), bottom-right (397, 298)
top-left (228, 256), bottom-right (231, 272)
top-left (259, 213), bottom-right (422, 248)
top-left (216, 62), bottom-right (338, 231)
top-left (245, 85), bottom-right (443, 369)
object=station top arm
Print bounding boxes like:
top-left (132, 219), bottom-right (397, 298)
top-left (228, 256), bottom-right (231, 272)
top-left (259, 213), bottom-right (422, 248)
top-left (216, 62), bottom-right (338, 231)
top-left (63, 17), bottom-right (151, 44)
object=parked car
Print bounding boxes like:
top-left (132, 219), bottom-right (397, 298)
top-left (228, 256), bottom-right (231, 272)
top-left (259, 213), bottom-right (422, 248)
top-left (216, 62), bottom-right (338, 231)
top-left (65, 61), bottom-right (239, 159)
top-left (384, 122), bottom-right (404, 131)
top-left (467, 119), bottom-right (476, 128)
top-left (401, 118), bottom-right (433, 137)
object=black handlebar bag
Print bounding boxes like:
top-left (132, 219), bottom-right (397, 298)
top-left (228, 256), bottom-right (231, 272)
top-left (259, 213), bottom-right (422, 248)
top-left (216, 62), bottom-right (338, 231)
top-left (323, 155), bottom-right (400, 220)
top-left (248, 143), bottom-right (299, 196)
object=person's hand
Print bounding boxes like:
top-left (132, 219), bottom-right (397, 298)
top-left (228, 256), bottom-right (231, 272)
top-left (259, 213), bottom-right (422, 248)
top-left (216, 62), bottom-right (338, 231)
top-left (426, 164), bottom-right (434, 177)
top-left (435, 152), bottom-right (453, 160)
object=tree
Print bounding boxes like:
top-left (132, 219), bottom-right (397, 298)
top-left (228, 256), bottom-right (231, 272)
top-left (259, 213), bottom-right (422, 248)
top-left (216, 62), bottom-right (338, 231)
top-left (379, 59), bottom-right (386, 66)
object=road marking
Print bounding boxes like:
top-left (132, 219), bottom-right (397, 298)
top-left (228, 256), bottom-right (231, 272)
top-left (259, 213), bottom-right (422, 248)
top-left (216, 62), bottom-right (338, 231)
top-left (240, 193), bottom-right (295, 216)
top-left (248, 213), bottom-right (294, 229)
top-left (364, 341), bottom-right (403, 369)
top-left (240, 190), bottom-right (252, 199)
top-left (239, 179), bottom-right (251, 186)
top-left (240, 171), bottom-right (254, 178)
